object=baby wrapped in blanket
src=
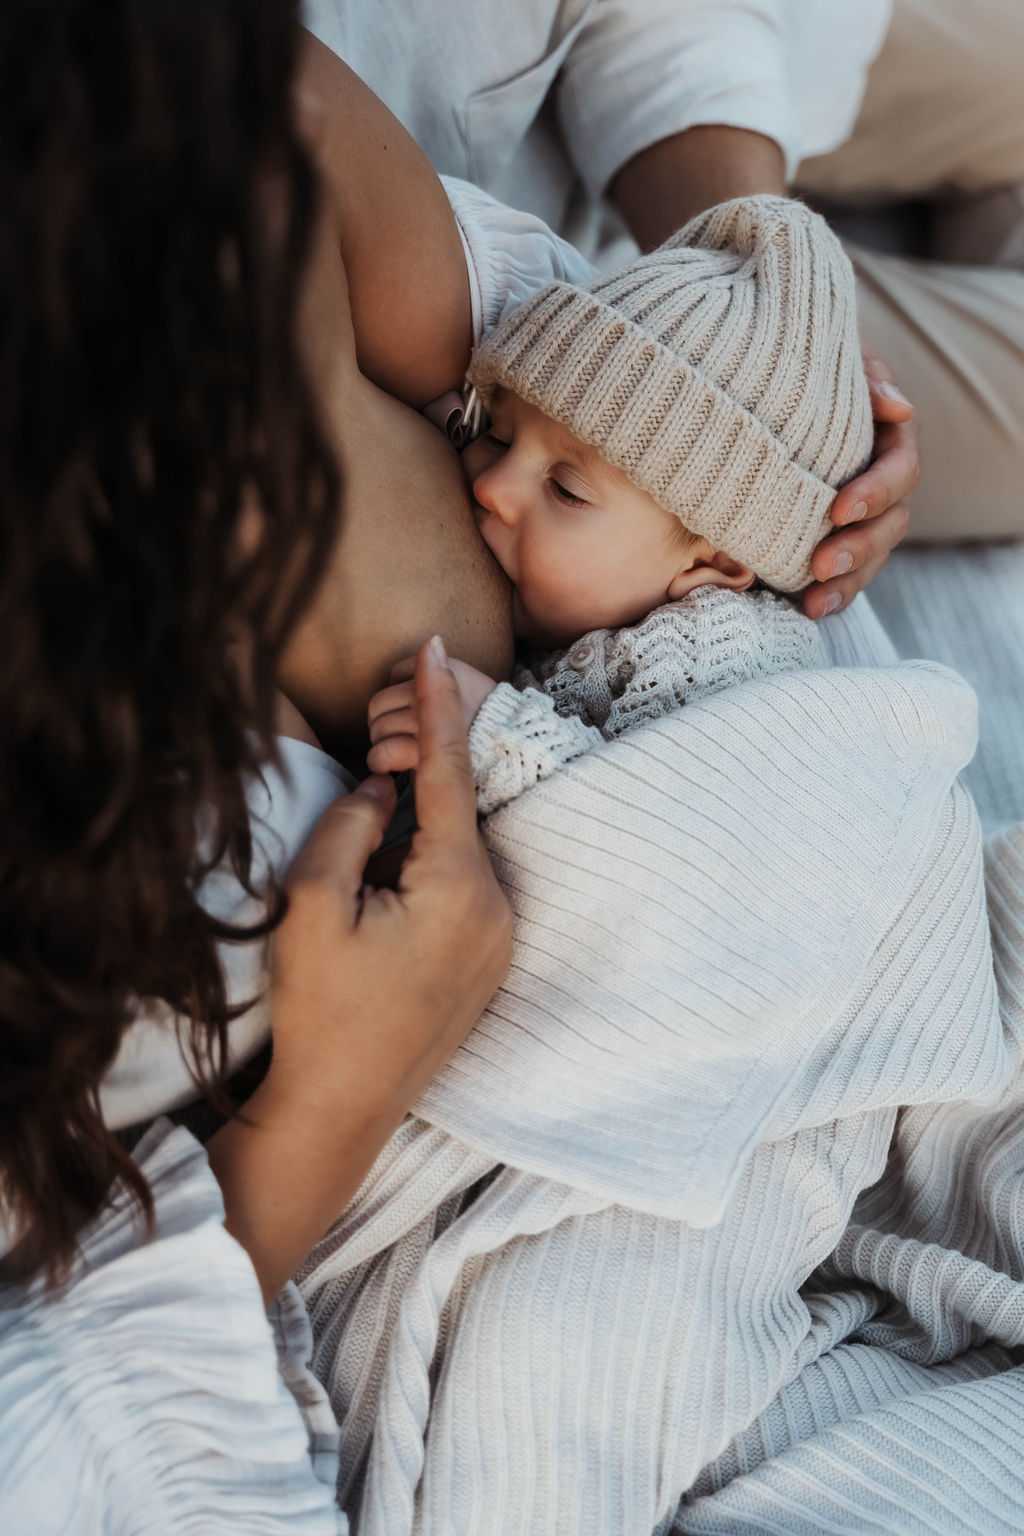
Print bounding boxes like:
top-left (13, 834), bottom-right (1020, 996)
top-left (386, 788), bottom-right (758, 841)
top-left (308, 203), bottom-right (1010, 1534)
top-left (368, 195), bottom-right (872, 805)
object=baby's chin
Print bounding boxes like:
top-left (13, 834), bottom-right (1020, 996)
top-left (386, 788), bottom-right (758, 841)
top-left (510, 590), bottom-right (539, 642)
top-left (512, 593), bottom-right (585, 650)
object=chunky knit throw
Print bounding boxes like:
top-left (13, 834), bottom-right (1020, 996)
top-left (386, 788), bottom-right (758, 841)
top-left (468, 196), bottom-right (874, 591)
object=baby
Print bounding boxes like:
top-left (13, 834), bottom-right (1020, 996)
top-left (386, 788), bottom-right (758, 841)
top-left (367, 197), bottom-right (873, 810)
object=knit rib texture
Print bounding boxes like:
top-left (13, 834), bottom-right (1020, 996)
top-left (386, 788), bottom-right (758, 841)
top-left (469, 585), bottom-right (826, 814)
top-left (469, 196), bottom-right (874, 592)
top-left (297, 658), bottom-right (1024, 1534)
top-left (870, 542), bottom-right (1024, 834)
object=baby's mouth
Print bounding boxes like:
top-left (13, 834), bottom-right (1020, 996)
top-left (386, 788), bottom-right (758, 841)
top-left (473, 502), bottom-right (509, 568)
top-left (472, 506), bottom-right (526, 632)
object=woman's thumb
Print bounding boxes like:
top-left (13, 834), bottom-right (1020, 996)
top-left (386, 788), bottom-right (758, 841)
top-left (288, 776), bottom-right (397, 915)
top-left (411, 636), bottom-right (478, 850)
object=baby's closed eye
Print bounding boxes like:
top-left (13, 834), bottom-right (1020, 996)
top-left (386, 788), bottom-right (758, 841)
top-left (549, 478), bottom-right (589, 507)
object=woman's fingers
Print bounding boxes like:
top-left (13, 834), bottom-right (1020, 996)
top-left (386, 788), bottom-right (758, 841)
top-left (408, 636), bottom-right (480, 856)
top-left (803, 345), bottom-right (919, 619)
top-left (400, 636), bottom-right (513, 1017)
top-left (832, 415), bottom-right (921, 529)
top-left (284, 776), bottom-right (397, 926)
top-left (810, 495), bottom-right (910, 586)
top-left (804, 537), bottom-right (899, 619)
top-left (860, 341), bottom-right (915, 422)
top-left (830, 343), bottom-right (918, 534)
top-left (265, 637), bottom-right (511, 1207)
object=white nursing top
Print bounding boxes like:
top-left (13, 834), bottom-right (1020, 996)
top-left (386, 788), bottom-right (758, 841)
top-left (100, 735), bottom-right (355, 1130)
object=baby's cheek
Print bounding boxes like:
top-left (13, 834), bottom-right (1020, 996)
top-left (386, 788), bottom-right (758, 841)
top-left (533, 564), bottom-right (610, 638)
top-left (460, 439), bottom-right (488, 484)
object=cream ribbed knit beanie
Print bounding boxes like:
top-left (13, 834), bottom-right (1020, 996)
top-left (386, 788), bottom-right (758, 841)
top-left (468, 197), bottom-right (873, 592)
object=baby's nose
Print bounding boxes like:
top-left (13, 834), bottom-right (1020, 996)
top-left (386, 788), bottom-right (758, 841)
top-left (472, 463), bottom-right (519, 526)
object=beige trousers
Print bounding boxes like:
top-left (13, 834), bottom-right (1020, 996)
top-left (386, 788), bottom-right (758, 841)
top-left (798, 0), bottom-right (1024, 538)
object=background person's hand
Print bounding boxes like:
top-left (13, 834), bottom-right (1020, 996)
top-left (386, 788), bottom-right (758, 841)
top-left (367, 652), bottom-right (497, 774)
top-left (209, 635), bottom-right (512, 1300)
top-left (803, 344), bottom-right (919, 620)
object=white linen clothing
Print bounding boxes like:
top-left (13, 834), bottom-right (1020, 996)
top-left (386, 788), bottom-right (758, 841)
top-left (0, 1120), bottom-right (346, 1535)
top-left (443, 174), bottom-right (595, 342)
top-left (100, 735), bottom-right (355, 1130)
top-left (469, 586), bottom-right (827, 814)
top-left (304, 0), bottom-right (891, 231)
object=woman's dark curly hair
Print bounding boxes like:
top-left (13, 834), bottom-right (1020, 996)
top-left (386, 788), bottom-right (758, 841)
top-left (0, 0), bottom-right (340, 1280)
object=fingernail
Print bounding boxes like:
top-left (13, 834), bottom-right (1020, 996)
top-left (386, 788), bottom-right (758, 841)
top-left (427, 634), bottom-right (448, 669)
top-left (822, 592), bottom-right (843, 615)
top-left (878, 381), bottom-right (911, 407)
top-left (844, 500), bottom-right (868, 524)
top-left (830, 551), bottom-right (853, 577)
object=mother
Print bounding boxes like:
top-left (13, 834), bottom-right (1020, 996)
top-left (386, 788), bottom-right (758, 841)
top-left (0, 3), bottom-right (514, 1525)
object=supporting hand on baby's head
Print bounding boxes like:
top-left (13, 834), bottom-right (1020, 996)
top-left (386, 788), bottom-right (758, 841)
top-left (803, 343), bottom-right (917, 620)
top-left (368, 650), bottom-right (497, 774)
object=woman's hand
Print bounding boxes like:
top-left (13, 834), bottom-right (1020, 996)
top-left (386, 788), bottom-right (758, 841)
top-left (803, 344), bottom-right (919, 620)
top-left (208, 635), bottom-right (512, 1300)
top-left (367, 652), bottom-right (497, 774)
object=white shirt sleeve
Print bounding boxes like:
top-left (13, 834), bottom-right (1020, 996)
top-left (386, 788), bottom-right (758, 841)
top-left (442, 174), bottom-right (596, 343)
top-left (0, 1121), bottom-right (345, 1535)
top-left (557, 0), bottom-right (892, 195)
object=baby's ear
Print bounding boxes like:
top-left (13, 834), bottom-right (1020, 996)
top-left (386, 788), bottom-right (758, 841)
top-left (667, 546), bottom-right (755, 600)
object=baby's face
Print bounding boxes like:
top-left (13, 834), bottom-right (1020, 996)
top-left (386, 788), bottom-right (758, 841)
top-left (462, 388), bottom-right (692, 646)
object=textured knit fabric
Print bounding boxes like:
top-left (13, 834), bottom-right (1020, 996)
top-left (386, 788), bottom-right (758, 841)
top-left (0, 1120), bottom-right (345, 1535)
top-left (870, 541), bottom-right (1024, 834)
top-left (469, 196), bottom-right (874, 591)
top-left (671, 817), bottom-right (1024, 1535)
top-left (296, 659), bottom-right (1022, 1534)
top-left (469, 585), bottom-right (826, 814)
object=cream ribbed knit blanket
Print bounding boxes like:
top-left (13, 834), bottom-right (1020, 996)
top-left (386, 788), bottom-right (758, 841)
top-left (298, 655), bottom-right (1024, 1534)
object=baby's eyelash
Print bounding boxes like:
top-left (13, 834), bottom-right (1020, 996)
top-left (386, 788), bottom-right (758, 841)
top-left (550, 478), bottom-right (588, 507)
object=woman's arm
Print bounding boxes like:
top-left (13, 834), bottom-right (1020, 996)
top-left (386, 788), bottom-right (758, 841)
top-left (209, 637), bottom-right (512, 1302)
top-left (296, 32), bottom-right (473, 407)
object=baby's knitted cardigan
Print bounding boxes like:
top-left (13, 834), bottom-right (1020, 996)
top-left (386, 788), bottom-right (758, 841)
top-left (469, 584), bottom-right (826, 814)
